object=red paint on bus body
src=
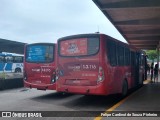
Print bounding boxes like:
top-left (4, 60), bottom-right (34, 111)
top-left (24, 43), bottom-right (57, 90)
top-left (56, 34), bottom-right (146, 95)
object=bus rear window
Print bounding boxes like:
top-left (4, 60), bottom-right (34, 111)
top-left (26, 45), bottom-right (54, 63)
top-left (59, 37), bottom-right (99, 57)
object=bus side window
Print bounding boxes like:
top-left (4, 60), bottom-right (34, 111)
top-left (14, 56), bottom-right (23, 63)
top-left (106, 39), bottom-right (117, 66)
top-left (117, 44), bottom-right (124, 66)
top-left (5, 56), bottom-right (13, 63)
top-left (124, 48), bottom-right (130, 65)
top-left (87, 38), bottom-right (99, 55)
top-left (131, 51), bottom-right (135, 65)
top-left (140, 54), bottom-right (144, 66)
top-left (0, 56), bottom-right (4, 62)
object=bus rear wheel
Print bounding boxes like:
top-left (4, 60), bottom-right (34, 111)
top-left (121, 80), bottom-right (128, 97)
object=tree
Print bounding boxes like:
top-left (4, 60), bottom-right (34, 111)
top-left (146, 50), bottom-right (158, 62)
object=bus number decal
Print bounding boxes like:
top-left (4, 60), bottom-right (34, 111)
top-left (82, 64), bottom-right (97, 70)
top-left (41, 68), bottom-right (51, 73)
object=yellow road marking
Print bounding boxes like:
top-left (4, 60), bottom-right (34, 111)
top-left (143, 79), bottom-right (151, 84)
top-left (94, 95), bottom-right (130, 120)
top-left (94, 80), bottom-right (149, 120)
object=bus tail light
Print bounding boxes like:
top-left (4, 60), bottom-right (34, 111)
top-left (24, 71), bottom-right (27, 81)
top-left (55, 68), bottom-right (64, 81)
top-left (51, 75), bottom-right (56, 83)
top-left (97, 66), bottom-right (104, 84)
top-left (55, 68), bottom-right (59, 81)
top-left (51, 71), bottom-right (56, 83)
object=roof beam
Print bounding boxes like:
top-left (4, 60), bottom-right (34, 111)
top-left (128, 36), bottom-right (160, 40)
top-left (123, 29), bottom-right (160, 34)
top-left (100, 0), bottom-right (160, 9)
top-left (93, 0), bottom-right (160, 50)
top-left (131, 43), bottom-right (158, 46)
top-left (129, 40), bottom-right (159, 42)
top-left (115, 18), bottom-right (160, 25)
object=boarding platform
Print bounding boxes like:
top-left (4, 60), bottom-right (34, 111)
top-left (100, 75), bottom-right (160, 120)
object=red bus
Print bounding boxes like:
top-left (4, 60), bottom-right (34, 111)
top-left (56, 33), bottom-right (146, 96)
top-left (24, 43), bottom-right (57, 90)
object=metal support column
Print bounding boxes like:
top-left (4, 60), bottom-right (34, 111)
top-left (157, 48), bottom-right (159, 66)
top-left (158, 42), bottom-right (160, 66)
top-left (157, 42), bottom-right (160, 81)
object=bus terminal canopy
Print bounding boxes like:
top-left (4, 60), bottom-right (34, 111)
top-left (93, 0), bottom-right (160, 50)
top-left (0, 38), bottom-right (25, 54)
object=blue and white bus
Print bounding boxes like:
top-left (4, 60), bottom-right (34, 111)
top-left (0, 53), bottom-right (23, 73)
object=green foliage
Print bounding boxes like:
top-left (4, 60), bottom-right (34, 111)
top-left (146, 50), bottom-right (158, 61)
top-left (0, 72), bottom-right (5, 79)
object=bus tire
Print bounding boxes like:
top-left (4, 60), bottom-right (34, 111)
top-left (15, 68), bottom-right (22, 73)
top-left (121, 80), bottom-right (128, 97)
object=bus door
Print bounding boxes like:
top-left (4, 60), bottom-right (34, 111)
top-left (144, 55), bottom-right (147, 80)
top-left (131, 51), bottom-right (138, 87)
top-left (138, 53), bottom-right (145, 85)
top-left (135, 52), bottom-right (140, 86)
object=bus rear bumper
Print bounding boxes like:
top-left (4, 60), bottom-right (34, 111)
top-left (57, 84), bottom-right (108, 95)
top-left (24, 81), bottom-right (56, 90)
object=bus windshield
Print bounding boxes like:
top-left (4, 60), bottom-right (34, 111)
top-left (26, 44), bottom-right (54, 63)
top-left (59, 37), bottom-right (99, 57)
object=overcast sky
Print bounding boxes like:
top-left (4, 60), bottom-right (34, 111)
top-left (0, 0), bottom-right (126, 44)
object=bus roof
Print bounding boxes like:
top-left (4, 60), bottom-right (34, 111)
top-left (26, 43), bottom-right (56, 46)
top-left (0, 53), bottom-right (23, 57)
top-left (58, 33), bottom-right (145, 54)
